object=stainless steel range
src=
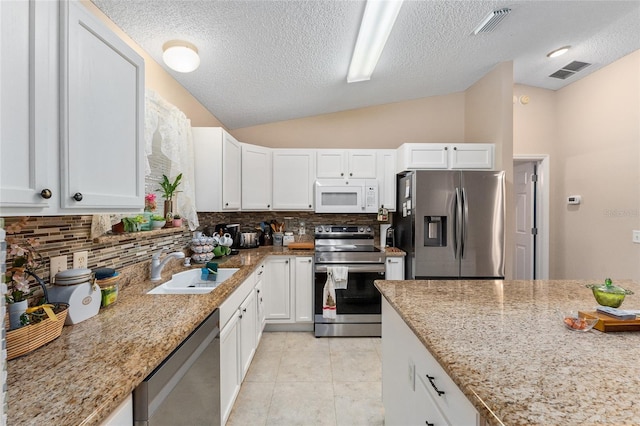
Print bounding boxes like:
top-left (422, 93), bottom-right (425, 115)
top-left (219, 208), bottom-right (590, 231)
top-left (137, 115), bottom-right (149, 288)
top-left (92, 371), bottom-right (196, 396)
top-left (314, 225), bottom-right (385, 337)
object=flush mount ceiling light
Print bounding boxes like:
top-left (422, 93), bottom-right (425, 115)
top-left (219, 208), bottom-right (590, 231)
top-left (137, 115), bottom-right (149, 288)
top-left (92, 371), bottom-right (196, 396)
top-left (347, 0), bottom-right (404, 83)
top-left (547, 46), bottom-right (571, 58)
top-left (472, 7), bottom-right (511, 34)
top-left (162, 40), bottom-right (200, 73)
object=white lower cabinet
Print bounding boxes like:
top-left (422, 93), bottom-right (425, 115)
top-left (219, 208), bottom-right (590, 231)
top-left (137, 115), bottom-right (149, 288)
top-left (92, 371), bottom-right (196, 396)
top-left (220, 311), bottom-right (240, 425)
top-left (239, 289), bottom-right (257, 380)
top-left (385, 256), bottom-right (404, 280)
top-left (255, 264), bottom-right (266, 342)
top-left (382, 298), bottom-right (479, 426)
top-left (100, 394), bottom-right (133, 426)
top-left (264, 256), bottom-right (314, 326)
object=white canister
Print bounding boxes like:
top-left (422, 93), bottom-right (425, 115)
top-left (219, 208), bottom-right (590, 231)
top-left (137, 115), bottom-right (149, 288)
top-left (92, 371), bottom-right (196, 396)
top-left (48, 281), bottom-right (101, 325)
top-left (283, 232), bottom-right (295, 246)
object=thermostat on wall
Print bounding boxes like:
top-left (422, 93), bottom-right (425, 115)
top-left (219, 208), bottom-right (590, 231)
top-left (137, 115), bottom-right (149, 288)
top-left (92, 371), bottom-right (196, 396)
top-left (567, 195), bottom-right (582, 205)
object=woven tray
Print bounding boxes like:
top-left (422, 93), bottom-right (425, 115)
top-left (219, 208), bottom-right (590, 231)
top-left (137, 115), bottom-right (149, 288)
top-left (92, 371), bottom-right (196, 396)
top-left (5, 304), bottom-right (68, 360)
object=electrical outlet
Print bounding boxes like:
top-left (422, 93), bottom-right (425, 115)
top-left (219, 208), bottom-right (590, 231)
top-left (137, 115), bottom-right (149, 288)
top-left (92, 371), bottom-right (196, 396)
top-left (73, 251), bottom-right (88, 269)
top-left (50, 255), bottom-right (67, 281)
top-left (633, 230), bottom-right (640, 244)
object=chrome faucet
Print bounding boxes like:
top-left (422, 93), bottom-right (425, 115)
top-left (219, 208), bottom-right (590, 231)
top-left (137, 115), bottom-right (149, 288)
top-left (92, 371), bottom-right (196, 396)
top-left (150, 251), bottom-right (186, 281)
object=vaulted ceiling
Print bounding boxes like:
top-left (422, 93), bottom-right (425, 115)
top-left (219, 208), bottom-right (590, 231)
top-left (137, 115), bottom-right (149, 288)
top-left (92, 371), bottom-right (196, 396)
top-left (92, 0), bottom-right (640, 129)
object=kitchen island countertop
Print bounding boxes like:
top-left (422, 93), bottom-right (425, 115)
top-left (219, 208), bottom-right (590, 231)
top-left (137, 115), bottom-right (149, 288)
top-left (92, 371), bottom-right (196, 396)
top-left (375, 279), bottom-right (640, 426)
top-left (6, 246), bottom-right (313, 425)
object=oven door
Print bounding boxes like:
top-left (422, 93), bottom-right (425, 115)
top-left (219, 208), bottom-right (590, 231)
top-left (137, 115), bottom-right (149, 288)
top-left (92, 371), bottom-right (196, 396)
top-left (314, 263), bottom-right (385, 319)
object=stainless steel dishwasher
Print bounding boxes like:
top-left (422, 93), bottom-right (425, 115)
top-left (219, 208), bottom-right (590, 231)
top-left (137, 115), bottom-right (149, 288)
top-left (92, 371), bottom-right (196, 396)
top-left (134, 309), bottom-right (220, 425)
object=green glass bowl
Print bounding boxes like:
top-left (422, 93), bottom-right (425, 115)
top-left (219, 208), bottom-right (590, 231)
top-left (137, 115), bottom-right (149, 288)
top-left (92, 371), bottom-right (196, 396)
top-left (586, 279), bottom-right (634, 308)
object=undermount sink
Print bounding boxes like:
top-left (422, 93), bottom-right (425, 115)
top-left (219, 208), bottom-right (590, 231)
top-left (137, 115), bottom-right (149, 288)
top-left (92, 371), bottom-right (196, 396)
top-left (147, 268), bottom-right (240, 295)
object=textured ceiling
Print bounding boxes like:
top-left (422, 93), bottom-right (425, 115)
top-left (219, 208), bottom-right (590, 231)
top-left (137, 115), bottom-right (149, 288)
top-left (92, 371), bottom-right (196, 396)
top-left (91, 0), bottom-right (640, 130)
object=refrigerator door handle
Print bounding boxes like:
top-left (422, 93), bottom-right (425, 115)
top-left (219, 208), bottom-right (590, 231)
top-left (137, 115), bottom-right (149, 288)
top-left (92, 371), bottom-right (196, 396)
top-left (461, 187), bottom-right (468, 259)
top-left (454, 187), bottom-right (462, 259)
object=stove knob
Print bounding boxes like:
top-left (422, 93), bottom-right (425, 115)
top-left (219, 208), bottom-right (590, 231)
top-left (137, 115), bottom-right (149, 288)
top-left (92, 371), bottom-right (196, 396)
top-left (316, 226), bottom-right (322, 233)
top-left (324, 226), bottom-right (330, 232)
top-left (359, 227), bottom-right (364, 232)
top-left (366, 227), bottom-right (372, 232)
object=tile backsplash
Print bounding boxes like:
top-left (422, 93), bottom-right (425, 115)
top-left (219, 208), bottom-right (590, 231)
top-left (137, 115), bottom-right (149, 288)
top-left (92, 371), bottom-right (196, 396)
top-left (3, 211), bottom-right (388, 285)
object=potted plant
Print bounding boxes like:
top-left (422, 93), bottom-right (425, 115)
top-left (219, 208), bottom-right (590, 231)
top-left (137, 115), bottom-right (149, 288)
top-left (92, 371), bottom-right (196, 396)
top-left (172, 214), bottom-right (183, 228)
top-left (4, 218), bottom-right (43, 329)
top-left (158, 173), bottom-right (182, 219)
top-left (122, 215), bottom-right (145, 232)
top-left (150, 214), bottom-right (166, 229)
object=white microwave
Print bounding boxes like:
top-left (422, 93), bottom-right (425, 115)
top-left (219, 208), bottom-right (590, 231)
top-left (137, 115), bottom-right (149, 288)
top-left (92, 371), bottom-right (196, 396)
top-left (315, 179), bottom-right (379, 213)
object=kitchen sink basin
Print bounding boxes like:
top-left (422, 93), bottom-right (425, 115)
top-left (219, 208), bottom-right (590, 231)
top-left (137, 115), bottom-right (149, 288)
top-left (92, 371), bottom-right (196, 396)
top-left (147, 268), bottom-right (240, 295)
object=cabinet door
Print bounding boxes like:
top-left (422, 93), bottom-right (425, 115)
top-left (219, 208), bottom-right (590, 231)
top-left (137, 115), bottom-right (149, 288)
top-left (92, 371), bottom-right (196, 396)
top-left (0, 0), bottom-right (54, 212)
top-left (294, 257), bottom-right (314, 323)
top-left (377, 149), bottom-right (397, 211)
top-left (264, 257), bottom-right (291, 320)
top-left (60, 1), bottom-right (144, 210)
top-left (222, 132), bottom-right (242, 210)
top-left (239, 290), bottom-right (257, 380)
top-left (348, 150), bottom-right (377, 178)
top-left (385, 257), bottom-right (405, 280)
top-left (316, 150), bottom-right (346, 178)
top-left (272, 150), bottom-right (315, 210)
top-left (255, 278), bottom-right (265, 342)
top-left (242, 143), bottom-right (272, 210)
top-left (220, 313), bottom-right (240, 425)
top-left (398, 143), bottom-right (449, 170)
top-left (450, 144), bottom-right (494, 169)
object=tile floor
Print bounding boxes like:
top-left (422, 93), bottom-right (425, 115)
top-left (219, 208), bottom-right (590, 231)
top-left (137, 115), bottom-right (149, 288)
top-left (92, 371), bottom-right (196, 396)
top-left (227, 332), bottom-right (384, 426)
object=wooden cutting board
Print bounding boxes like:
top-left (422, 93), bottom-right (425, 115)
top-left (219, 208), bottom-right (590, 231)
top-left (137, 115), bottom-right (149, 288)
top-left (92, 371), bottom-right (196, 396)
top-left (579, 311), bottom-right (640, 332)
top-left (287, 242), bottom-right (314, 250)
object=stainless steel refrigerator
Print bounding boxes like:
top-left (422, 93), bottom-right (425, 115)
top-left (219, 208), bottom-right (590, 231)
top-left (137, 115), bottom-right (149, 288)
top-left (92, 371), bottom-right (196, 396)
top-left (396, 170), bottom-right (505, 279)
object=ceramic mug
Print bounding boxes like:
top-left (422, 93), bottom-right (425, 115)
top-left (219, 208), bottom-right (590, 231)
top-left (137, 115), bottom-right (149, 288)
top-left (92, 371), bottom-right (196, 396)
top-left (219, 233), bottom-right (233, 247)
top-left (211, 235), bottom-right (220, 245)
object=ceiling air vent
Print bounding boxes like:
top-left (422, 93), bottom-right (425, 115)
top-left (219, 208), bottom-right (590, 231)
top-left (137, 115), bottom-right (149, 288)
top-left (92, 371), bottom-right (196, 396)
top-left (549, 61), bottom-right (591, 80)
top-left (473, 8), bottom-right (512, 34)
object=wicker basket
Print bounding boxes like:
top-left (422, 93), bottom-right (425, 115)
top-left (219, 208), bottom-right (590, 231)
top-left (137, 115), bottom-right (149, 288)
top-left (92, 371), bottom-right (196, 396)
top-left (5, 303), bottom-right (68, 360)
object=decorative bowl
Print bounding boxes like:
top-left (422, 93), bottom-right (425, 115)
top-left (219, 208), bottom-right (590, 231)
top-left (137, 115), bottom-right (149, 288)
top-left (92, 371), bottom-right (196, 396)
top-left (586, 278), bottom-right (633, 308)
top-left (562, 312), bottom-right (598, 332)
top-left (151, 220), bottom-right (166, 229)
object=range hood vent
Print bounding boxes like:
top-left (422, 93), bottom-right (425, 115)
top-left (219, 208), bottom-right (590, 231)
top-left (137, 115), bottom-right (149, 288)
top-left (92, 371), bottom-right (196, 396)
top-left (473, 8), bottom-right (512, 34)
top-left (549, 61), bottom-right (591, 80)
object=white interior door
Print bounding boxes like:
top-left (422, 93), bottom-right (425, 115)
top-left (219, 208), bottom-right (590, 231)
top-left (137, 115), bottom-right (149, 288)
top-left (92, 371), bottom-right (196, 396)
top-left (514, 161), bottom-right (535, 279)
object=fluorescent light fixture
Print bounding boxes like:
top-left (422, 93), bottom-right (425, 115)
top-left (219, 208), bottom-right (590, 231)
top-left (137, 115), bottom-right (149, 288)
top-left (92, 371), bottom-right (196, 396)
top-left (347, 0), bottom-right (404, 83)
top-left (547, 46), bottom-right (570, 58)
top-left (162, 40), bottom-right (200, 73)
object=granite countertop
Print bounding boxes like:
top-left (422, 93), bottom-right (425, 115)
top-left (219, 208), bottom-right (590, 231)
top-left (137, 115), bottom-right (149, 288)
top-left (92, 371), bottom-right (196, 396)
top-left (375, 279), bottom-right (640, 426)
top-left (6, 246), bottom-right (314, 425)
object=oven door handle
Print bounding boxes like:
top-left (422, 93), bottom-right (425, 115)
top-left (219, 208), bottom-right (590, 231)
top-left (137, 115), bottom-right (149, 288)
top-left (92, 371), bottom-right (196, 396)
top-left (314, 264), bottom-right (386, 274)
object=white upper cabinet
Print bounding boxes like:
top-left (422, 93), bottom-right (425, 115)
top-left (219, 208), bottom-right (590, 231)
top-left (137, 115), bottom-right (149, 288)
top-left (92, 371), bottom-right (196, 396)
top-left (397, 143), bottom-right (494, 171)
top-left (0, 0), bottom-right (55, 212)
top-left (60, 1), bottom-right (145, 210)
top-left (316, 150), bottom-right (377, 179)
top-left (193, 127), bottom-right (242, 211)
top-left (1, 0), bottom-right (145, 215)
top-left (272, 149), bottom-right (315, 210)
top-left (241, 143), bottom-right (272, 210)
top-left (377, 150), bottom-right (397, 211)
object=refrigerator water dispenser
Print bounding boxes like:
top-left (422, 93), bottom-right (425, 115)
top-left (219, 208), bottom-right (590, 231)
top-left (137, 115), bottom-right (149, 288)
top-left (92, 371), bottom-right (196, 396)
top-left (424, 216), bottom-right (446, 247)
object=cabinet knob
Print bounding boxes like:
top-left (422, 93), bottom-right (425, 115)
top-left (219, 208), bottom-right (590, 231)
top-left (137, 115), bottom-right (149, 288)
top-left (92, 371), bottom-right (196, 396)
top-left (239, 314), bottom-right (243, 319)
top-left (453, 146), bottom-right (457, 150)
top-left (349, 172), bottom-right (353, 176)
top-left (242, 308), bottom-right (247, 313)
top-left (444, 146), bottom-right (448, 151)
top-left (340, 172), bottom-right (344, 176)
top-left (40, 189), bottom-right (52, 199)
top-left (308, 259), bottom-right (312, 263)
top-left (260, 297), bottom-right (263, 302)
top-left (225, 202), bottom-right (229, 206)
top-left (267, 204), bottom-right (270, 208)
top-left (72, 192), bottom-right (83, 202)
top-left (308, 204), bottom-right (312, 208)
top-left (388, 259), bottom-right (391, 263)
top-left (257, 289), bottom-right (260, 293)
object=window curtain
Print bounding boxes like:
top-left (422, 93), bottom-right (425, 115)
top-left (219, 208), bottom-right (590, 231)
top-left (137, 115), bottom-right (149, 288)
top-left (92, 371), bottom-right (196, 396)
top-left (144, 89), bottom-right (199, 231)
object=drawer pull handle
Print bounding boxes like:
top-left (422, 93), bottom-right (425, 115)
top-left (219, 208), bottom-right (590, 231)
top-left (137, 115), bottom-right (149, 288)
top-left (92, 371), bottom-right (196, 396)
top-left (426, 375), bottom-right (445, 396)
top-left (426, 422), bottom-right (434, 426)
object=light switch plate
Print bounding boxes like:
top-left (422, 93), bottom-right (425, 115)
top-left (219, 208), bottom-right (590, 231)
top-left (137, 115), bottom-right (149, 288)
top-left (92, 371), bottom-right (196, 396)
top-left (73, 251), bottom-right (88, 269)
top-left (50, 256), bottom-right (67, 281)
top-left (633, 230), bottom-right (640, 244)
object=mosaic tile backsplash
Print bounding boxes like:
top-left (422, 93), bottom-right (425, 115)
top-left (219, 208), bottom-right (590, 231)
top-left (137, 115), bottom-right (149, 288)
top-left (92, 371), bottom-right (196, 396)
top-left (3, 212), bottom-right (388, 286)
